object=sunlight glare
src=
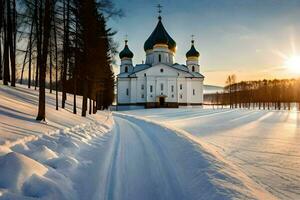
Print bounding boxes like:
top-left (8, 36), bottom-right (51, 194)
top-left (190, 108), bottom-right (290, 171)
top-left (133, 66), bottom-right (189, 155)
top-left (285, 56), bottom-right (300, 74)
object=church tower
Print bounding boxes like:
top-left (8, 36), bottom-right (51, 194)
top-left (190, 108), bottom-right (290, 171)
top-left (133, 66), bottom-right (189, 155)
top-left (186, 39), bottom-right (200, 73)
top-left (119, 39), bottom-right (134, 73)
top-left (144, 6), bottom-right (176, 66)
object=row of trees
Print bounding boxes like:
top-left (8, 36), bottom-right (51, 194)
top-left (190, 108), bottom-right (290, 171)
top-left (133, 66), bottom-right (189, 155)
top-left (207, 76), bottom-right (300, 111)
top-left (0, 0), bottom-right (120, 120)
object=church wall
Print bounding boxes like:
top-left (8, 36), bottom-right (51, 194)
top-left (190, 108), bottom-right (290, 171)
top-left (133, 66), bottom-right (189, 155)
top-left (186, 79), bottom-right (204, 104)
top-left (117, 78), bottom-right (131, 104)
top-left (136, 77), bottom-right (146, 103)
top-left (177, 78), bottom-right (187, 103)
top-left (145, 77), bottom-right (156, 102)
top-left (130, 78), bottom-right (138, 103)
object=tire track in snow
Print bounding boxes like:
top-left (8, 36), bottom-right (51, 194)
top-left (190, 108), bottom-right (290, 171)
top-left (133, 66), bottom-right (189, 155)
top-left (104, 116), bottom-right (185, 200)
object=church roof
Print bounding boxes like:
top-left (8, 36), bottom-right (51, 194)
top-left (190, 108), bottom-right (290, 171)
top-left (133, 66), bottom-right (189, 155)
top-left (144, 17), bottom-right (176, 52)
top-left (119, 40), bottom-right (134, 59)
top-left (186, 40), bottom-right (200, 58)
top-left (117, 63), bottom-right (204, 78)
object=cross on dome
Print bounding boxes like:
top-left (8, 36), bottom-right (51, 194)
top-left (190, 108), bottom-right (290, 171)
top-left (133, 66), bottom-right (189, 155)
top-left (191, 35), bottom-right (195, 44)
top-left (157, 4), bottom-right (163, 20)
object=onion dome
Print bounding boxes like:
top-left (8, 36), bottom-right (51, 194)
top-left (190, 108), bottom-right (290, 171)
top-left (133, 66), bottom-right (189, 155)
top-left (144, 16), bottom-right (176, 52)
top-left (186, 40), bottom-right (200, 58)
top-left (119, 40), bottom-right (134, 59)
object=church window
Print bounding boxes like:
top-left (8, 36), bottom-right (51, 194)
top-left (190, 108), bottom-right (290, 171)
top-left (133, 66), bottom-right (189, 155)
top-left (193, 89), bottom-right (195, 95)
top-left (159, 54), bottom-right (162, 62)
top-left (126, 88), bottom-right (129, 96)
top-left (171, 85), bottom-right (174, 92)
top-left (141, 84), bottom-right (144, 90)
top-left (180, 94), bottom-right (183, 99)
top-left (172, 94), bottom-right (174, 98)
top-left (160, 68), bottom-right (164, 73)
top-left (180, 84), bottom-right (183, 90)
top-left (144, 73), bottom-right (146, 77)
top-left (125, 66), bottom-right (128, 73)
top-left (150, 85), bottom-right (153, 93)
top-left (141, 94), bottom-right (144, 98)
top-left (161, 83), bottom-right (164, 91)
top-left (192, 66), bottom-right (195, 72)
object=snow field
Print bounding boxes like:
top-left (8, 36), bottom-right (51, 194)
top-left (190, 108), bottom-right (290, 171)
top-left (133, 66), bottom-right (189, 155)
top-left (122, 108), bottom-right (300, 200)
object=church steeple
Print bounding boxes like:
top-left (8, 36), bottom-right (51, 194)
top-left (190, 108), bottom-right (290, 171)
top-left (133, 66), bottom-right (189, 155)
top-left (186, 39), bottom-right (200, 58)
top-left (119, 39), bottom-right (134, 59)
top-left (144, 4), bottom-right (176, 53)
top-left (120, 38), bottom-right (134, 73)
top-left (186, 37), bottom-right (200, 73)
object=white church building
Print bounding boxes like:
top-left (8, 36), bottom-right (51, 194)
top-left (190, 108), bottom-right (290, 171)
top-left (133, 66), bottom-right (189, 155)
top-left (117, 14), bottom-right (204, 109)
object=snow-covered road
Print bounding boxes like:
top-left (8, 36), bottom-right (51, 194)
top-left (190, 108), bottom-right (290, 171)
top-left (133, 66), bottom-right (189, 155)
top-left (123, 108), bottom-right (300, 200)
top-left (73, 113), bottom-right (276, 200)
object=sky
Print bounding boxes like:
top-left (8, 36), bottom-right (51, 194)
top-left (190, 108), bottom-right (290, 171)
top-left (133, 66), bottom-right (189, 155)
top-left (109, 0), bottom-right (300, 86)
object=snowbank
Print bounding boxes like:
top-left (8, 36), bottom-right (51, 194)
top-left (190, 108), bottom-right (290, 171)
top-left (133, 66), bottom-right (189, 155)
top-left (0, 84), bottom-right (114, 199)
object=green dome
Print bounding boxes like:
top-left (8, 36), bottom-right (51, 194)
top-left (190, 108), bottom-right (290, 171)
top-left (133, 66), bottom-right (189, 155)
top-left (119, 40), bottom-right (134, 59)
top-left (186, 40), bottom-right (200, 58)
top-left (144, 17), bottom-right (176, 52)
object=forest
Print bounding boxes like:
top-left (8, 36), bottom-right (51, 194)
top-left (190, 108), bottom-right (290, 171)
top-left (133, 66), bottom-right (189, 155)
top-left (206, 75), bottom-right (300, 111)
top-left (0, 0), bottom-right (121, 120)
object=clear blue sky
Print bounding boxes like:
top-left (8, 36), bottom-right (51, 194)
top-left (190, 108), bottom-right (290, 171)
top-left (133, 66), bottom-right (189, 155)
top-left (109, 0), bottom-right (300, 86)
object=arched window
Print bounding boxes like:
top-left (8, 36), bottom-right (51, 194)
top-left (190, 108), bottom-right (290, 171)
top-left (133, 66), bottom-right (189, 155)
top-left (192, 66), bottom-right (195, 72)
top-left (159, 54), bottom-right (161, 62)
top-left (160, 68), bottom-right (164, 73)
top-left (125, 66), bottom-right (128, 73)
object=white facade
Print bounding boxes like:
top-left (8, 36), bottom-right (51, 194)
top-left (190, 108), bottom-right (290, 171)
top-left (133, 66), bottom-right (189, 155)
top-left (117, 17), bottom-right (204, 108)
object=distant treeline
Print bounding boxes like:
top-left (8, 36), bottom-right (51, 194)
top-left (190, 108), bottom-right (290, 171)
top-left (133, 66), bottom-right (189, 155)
top-left (206, 77), bottom-right (300, 111)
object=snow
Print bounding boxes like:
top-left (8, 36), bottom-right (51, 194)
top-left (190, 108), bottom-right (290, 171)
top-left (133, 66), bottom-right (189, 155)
top-left (0, 84), bottom-right (291, 199)
top-left (0, 84), bottom-right (113, 199)
top-left (122, 108), bottom-right (300, 200)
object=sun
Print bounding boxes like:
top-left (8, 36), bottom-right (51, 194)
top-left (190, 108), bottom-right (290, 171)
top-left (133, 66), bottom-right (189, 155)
top-left (285, 56), bottom-right (300, 74)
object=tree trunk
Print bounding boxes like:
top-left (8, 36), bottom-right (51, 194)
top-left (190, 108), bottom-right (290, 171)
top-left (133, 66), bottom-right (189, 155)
top-left (73, 76), bottom-right (77, 114)
top-left (3, 2), bottom-right (10, 85)
top-left (28, 25), bottom-right (33, 88)
top-left (81, 79), bottom-right (88, 117)
top-left (89, 98), bottom-right (92, 115)
top-left (20, 44), bottom-right (29, 84)
top-left (36, 0), bottom-right (53, 121)
top-left (62, 0), bottom-right (70, 109)
top-left (49, 40), bottom-right (53, 93)
top-left (53, 16), bottom-right (59, 110)
top-left (93, 100), bottom-right (97, 114)
top-left (10, 0), bottom-right (16, 87)
top-left (0, 0), bottom-right (3, 81)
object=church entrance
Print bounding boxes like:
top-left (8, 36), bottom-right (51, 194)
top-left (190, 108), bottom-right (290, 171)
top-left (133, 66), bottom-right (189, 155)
top-left (159, 97), bottom-right (165, 107)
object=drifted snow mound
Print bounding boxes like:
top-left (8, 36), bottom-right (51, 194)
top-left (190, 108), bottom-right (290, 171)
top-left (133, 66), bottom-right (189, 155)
top-left (30, 145), bottom-right (58, 162)
top-left (22, 173), bottom-right (75, 200)
top-left (45, 156), bottom-right (79, 170)
top-left (0, 152), bottom-right (48, 192)
top-left (0, 152), bottom-right (77, 200)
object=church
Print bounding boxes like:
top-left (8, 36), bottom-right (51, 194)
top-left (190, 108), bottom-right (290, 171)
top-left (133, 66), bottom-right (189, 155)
top-left (117, 12), bottom-right (205, 109)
